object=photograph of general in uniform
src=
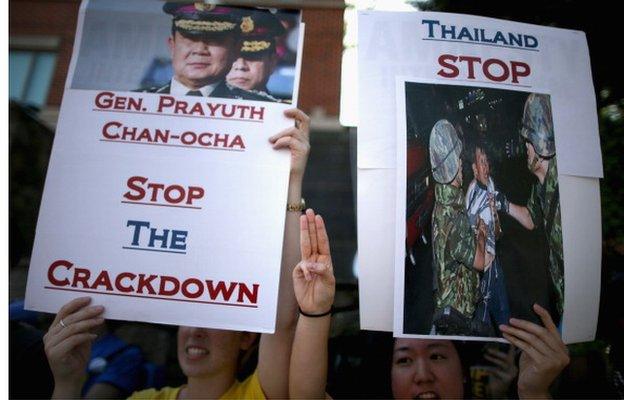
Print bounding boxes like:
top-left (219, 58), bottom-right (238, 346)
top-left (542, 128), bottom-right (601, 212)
top-left (70, 1), bottom-right (301, 102)
top-left (400, 81), bottom-right (563, 339)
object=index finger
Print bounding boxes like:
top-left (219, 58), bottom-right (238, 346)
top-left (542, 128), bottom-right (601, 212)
top-left (300, 214), bottom-right (311, 259)
top-left (506, 318), bottom-right (561, 355)
top-left (284, 108), bottom-right (310, 134)
top-left (52, 297), bottom-right (92, 326)
top-left (533, 303), bottom-right (565, 349)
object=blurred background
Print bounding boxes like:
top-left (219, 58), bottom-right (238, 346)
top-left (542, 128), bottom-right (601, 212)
top-left (9, 0), bottom-right (624, 398)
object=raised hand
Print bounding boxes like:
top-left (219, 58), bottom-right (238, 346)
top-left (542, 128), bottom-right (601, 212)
top-left (292, 209), bottom-right (335, 315)
top-left (500, 304), bottom-right (569, 399)
top-left (43, 297), bottom-right (105, 397)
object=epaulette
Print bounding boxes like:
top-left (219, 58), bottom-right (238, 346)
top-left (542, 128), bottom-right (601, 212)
top-left (246, 88), bottom-right (281, 103)
top-left (225, 83), bottom-right (280, 102)
top-left (135, 84), bottom-right (171, 94)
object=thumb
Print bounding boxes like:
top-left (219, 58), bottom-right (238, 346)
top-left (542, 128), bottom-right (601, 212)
top-left (294, 262), bottom-right (312, 281)
top-left (309, 262), bottom-right (332, 279)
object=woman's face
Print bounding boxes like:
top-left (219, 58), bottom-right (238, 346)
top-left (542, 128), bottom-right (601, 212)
top-left (177, 327), bottom-right (254, 379)
top-left (391, 339), bottom-right (464, 399)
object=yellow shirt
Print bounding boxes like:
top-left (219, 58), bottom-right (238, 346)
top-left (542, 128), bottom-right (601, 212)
top-left (128, 370), bottom-right (265, 399)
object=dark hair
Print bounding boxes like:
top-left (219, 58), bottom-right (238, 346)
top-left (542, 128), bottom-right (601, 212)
top-left (389, 338), bottom-right (473, 399)
top-left (469, 138), bottom-right (490, 165)
top-left (452, 341), bottom-right (476, 399)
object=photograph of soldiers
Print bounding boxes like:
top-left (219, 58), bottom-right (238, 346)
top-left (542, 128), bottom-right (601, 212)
top-left (70, 1), bottom-right (300, 102)
top-left (401, 82), bottom-right (563, 338)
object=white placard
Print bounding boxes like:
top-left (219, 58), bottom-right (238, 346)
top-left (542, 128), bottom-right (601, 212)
top-left (358, 11), bottom-right (602, 344)
top-left (358, 11), bottom-right (602, 178)
top-left (25, 0), bottom-right (304, 333)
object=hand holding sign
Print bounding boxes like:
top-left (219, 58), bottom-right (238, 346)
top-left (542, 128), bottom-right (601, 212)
top-left (500, 304), bottom-right (570, 398)
top-left (43, 297), bottom-right (105, 398)
top-left (270, 108), bottom-right (311, 180)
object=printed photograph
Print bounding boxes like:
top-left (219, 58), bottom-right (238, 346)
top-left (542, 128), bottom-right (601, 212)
top-left (401, 81), bottom-right (563, 338)
top-left (71, 0), bottom-right (301, 103)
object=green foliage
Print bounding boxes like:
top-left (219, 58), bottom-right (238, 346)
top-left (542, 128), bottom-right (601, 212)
top-left (599, 95), bottom-right (624, 246)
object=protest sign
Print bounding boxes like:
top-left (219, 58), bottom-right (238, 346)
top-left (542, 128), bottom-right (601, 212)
top-left (357, 11), bottom-right (601, 343)
top-left (25, 0), bottom-right (304, 333)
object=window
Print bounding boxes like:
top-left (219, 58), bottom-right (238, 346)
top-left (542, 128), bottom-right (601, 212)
top-left (9, 36), bottom-right (60, 107)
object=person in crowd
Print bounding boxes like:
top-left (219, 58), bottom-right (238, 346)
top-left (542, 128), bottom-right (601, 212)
top-left (80, 321), bottom-right (148, 399)
top-left (43, 108), bottom-right (311, 399)
top-left (289, 213), bottom-right (570, 399)
top-left (466, 140), bottom-right (511, 334)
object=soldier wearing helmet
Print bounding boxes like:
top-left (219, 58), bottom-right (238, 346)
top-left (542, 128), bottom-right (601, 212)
top-left (495, 93), bottom-right (563, 316)
top-left (429, 119), bottom-right (492, 335)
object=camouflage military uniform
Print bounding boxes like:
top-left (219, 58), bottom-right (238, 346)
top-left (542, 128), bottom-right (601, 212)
top-left (432, 183), bottom-right (480, 318)
top-left (526, 157), bottom-right (564, 314)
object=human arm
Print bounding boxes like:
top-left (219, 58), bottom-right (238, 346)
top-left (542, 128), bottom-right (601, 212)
top-left (289, 210), bottom-right (335, 399)
top-left (488, 192), bottom-right (503, 240)
top-left (258, 108), bottom-right (311, 398)
top-left (499, 304), bottom-right (569, 399)
top-left (472, 217), bottom-right (490, 271)
top-left (508, 203), bottom-right (535, 230)
top-left (496, 191), bottom-right (535, 230)
top-left (43, 297), bottom-right (105, 399)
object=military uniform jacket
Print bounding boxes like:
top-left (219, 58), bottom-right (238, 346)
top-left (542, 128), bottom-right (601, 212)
top-left (140, 80), bottom-right (279, 102)
top-left (527, 158), bottom-right (564, 314)
top-left (433, 183), bottom-right (480, 318)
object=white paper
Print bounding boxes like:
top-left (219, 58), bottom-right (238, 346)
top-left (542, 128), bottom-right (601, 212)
top-left (358, 11), bottom-right (602, 343)
top-left (25, 0), bottom-right (304, 333)
top-left (559, 175), bottom-right (601, 343)
top-left (357, 168), bottom-right (396, 331)
top-left (357, 11), bottom-right (602, 179)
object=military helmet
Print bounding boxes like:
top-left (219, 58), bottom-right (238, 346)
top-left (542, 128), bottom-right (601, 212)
top-left (429, 119), bottom-right (462, 184)
top-left (520, 93), bottom-right (555, 157)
